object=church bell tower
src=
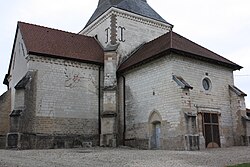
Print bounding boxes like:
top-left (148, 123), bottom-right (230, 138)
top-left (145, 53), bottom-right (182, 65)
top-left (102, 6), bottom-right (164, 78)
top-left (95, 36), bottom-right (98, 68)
top-left (80, 0), bottom-right (173, 147)
top-left (80, 0), bottom-right (173, 62)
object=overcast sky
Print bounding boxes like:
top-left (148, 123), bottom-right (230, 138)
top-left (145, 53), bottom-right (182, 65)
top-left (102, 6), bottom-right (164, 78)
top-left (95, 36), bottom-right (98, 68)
top-left (0, 0), bottom-right (249, 107)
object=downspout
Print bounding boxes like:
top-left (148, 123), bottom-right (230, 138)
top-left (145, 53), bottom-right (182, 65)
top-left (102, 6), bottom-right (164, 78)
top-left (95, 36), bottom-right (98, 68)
top-left (98, 67), bottom-right (101, 139)
top-left (122, 75), bottom-right (126, 145)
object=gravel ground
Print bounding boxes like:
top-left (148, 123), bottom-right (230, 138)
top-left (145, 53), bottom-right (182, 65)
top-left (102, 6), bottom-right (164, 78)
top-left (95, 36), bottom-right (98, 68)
top-left (0, 146), bottom-right (249, 167)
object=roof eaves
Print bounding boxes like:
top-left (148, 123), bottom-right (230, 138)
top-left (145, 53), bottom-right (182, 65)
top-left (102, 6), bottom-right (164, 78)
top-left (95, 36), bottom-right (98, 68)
top-left (115, 7), bottom-right (173, 27)
top-left (172, 32), bottom-right (242, 70)
top-left (5, 23), bottom-right (20, 84)
top-left (117, 49), bottom-right (171, 74)
top-left (229, 85), bottom-right (247, 97)
top-left (84, 3), bottom-right (173, 29)
top-left (3, 74), bottom-right (9, 86)
top-left (15, 71), bottom-right (33, 89)
top-left (173, 75), bottom-right (193, 90)
top-left (170, 49), bottom-right (242, 71)
top-left (118, 46), bottom-right (242, 74)
top-left (28, 51), bottom-right (104, 66)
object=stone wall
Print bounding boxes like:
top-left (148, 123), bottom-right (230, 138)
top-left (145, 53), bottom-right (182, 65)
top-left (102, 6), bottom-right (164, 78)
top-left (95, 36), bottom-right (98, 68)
top-left (171, 54), bottom-right (235, 147)
top-left (0, 90), bottom-right (11, 148)
top-left (0, 90), bottom-right (11, 135)
top-left (81, 14), bottom-right (111, 49)
top-left (117, 76), bottom-right (125, 145)
top-left (27, 56), bottom-right (101, 136)
top-left (115, 9), bottom-right (170, 62)
top-left (7, 133), bottom-right (98, 150)
top-left (229, 88), bottom-right (247, 145)
top-left (82, 8), bottom-right (171, 63)
top-left (121, 53), bottom-right (238, 150)
top-left (6, 56), bottom-right (103, 149)
top-left (17, 71), bottom-right (37, 134)
top-left (122, 55), bottom-right (186, 150)
top-left (8, 29), bottom-right (29, 111)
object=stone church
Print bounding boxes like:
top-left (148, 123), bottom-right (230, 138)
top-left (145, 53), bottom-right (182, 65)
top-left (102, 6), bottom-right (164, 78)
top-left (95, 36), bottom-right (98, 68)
top-left (0, 0), bottom-right (249, 150)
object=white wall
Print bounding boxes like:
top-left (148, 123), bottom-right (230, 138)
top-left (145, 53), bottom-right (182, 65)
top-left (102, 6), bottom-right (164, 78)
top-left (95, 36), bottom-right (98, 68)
top-left (28, 56), bottom-right (100, 120)
top-left (82, 8), bottom-right (171, 64)
top-left (123, 53), bottom-right (235, 144)
top-left (8, 29), bottom-right (29, 110)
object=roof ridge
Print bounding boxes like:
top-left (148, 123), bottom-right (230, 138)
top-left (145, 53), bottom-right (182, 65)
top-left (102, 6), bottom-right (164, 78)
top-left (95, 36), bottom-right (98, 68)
top-left (172, 31), bottom-right (237, 65)
top-left (148, 31), bottom-right (170, 44)
top-left (118, 42), bottom-right (146, 67)
top-left (18, 21), bottom-right (93, 39)
top-left (118, 31), bottom-right (242, 72)
top-left (117, 33), bottom-right (170, 72)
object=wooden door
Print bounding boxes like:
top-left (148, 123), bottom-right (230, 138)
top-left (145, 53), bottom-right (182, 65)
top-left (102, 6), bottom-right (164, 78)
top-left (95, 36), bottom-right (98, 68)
top-left (203, 113), bottom-right (220, 148)
top-left (152, 122), bottom-right (161, 149)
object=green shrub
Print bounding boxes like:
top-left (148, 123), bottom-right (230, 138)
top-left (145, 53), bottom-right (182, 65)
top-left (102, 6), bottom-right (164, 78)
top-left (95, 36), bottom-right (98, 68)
top-left (228, 163), bottom-right (250, 167)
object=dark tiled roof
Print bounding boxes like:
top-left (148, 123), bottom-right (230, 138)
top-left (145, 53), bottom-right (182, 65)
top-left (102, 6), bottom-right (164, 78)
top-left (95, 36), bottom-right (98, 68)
top-left (118, 31), bottom-right (242, 72)
top-left (173, 75), bottom-right (193, 89)
top-left (85, 0), bottom-right (172, 27)
top-left (229, 85), bottom-right (247, 97)
top-left (18, 22), bottom-right (104, 64)
top-left (15, 71), bottom-right (33, 89)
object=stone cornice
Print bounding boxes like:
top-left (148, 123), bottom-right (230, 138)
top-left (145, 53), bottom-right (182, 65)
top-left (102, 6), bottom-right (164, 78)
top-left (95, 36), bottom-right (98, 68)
top-left (112, 8), bottom-right (172, 30)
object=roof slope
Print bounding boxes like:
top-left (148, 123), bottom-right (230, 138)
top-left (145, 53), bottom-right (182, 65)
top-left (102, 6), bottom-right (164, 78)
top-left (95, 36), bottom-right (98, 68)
top-left (18, 22), bottom-right (104, 64)
top-left (85, 0), bottom-right (172, 27)
top-left (118, 31), bottom-right (242, 72)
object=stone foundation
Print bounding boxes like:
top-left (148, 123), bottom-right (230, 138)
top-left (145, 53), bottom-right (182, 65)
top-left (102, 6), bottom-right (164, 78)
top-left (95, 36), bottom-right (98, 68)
top-left (0, 135), bottom-right (6, 149)
top-left (184, 134), bottom-right (199, 150)
top-left (124, 138), bottom-right (149, 150)
top-left (6, 133), bottom-right (99, 149)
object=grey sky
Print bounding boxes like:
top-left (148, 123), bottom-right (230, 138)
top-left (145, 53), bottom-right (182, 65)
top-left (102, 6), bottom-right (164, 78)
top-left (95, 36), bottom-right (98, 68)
top-left (0, 0), bottom-right (249, 107)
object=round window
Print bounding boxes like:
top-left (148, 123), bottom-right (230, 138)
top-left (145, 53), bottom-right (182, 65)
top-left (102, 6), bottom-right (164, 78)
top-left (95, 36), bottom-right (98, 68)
top-left (202, 78), bottom-right (211, 91)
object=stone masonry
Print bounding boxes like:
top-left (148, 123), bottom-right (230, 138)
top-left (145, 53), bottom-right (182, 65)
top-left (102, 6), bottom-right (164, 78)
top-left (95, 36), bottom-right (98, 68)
top-left (82, 8), bottom-right (171, 64)
top-left (1, 0), bottom-right (248, 151)
top-left (0, 90), bottom-right (11, 148)
top-left (119, 54), bottom-right (247, 150)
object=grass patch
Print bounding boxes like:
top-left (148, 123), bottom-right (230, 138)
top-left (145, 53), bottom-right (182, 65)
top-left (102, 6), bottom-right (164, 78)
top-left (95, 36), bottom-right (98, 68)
top-left (228, 163), bottom-right (250, 167)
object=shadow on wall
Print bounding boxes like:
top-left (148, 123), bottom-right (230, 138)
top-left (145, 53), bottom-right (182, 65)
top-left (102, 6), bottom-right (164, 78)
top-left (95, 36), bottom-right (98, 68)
top-left (0, 90), bottom-right (11, 149)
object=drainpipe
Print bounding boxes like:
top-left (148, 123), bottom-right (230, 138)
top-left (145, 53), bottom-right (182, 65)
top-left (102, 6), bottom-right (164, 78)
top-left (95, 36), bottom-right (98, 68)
top-left (122, 75), bottom-right (126, 145)
top-left (98, 67), bottom-right (101, 138)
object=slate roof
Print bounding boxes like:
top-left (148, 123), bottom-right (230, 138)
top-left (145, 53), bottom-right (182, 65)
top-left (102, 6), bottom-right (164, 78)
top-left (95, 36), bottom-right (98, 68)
top-left (18, 22), bottom-right (104, 64)
top-left (85, 0), bottom-right (172, 28)
top-left (118, 31), bottom-right (242, 72)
